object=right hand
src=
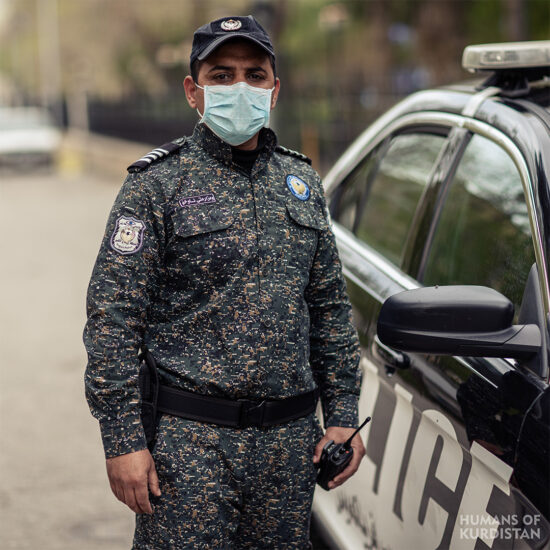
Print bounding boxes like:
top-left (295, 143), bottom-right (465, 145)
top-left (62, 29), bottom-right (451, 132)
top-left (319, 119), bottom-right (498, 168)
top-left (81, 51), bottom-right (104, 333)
top-left (106, 448), bottom-right (161, 514)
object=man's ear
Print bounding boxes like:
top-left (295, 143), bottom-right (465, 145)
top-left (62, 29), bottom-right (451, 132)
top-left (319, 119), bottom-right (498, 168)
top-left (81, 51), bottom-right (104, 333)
top-left (270, 77), bottom-right (280, 110)
top-left (183, 76), bottom-right (198, 109)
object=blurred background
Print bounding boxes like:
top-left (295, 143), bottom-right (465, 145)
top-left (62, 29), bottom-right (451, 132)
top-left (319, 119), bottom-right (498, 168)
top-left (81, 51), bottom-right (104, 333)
top-left (1, 0), bottom-right (548, 171)
top-left (0, 1), bottom-right (548, 549)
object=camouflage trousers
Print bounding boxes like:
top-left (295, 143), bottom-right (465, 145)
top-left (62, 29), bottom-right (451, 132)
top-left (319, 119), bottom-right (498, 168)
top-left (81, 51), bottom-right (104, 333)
top-left (132, 411), bottom-right (324, 549)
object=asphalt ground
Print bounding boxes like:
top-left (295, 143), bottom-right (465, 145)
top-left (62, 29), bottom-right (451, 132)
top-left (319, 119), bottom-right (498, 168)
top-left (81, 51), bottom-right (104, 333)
top-left (0, 165), bottom-right (135, 549)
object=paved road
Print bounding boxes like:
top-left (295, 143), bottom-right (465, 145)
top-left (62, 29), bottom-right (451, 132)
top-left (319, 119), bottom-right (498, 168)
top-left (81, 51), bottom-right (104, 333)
top-left (0, 168), bottom-right (135, 549)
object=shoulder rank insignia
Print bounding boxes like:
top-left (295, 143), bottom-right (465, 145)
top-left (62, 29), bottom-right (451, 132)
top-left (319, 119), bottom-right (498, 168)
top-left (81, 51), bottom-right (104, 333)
top-left (275, 145), bottom-right (312, 166)
top-left (127, 139), bottom-right (185, 173)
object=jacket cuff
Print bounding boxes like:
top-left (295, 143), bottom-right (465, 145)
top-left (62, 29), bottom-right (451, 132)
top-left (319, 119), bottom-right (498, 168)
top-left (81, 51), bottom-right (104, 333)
top-left (99, 416), bottom-right (148, 459)
top-left (323, 393), bottom-right (360, 428)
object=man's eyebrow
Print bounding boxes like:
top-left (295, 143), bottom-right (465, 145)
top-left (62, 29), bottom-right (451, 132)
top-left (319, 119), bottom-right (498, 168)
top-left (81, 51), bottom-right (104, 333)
top-left (206, 65), bottom-right (268, 73)
top-left (207, 65), bottom-right (234, 73)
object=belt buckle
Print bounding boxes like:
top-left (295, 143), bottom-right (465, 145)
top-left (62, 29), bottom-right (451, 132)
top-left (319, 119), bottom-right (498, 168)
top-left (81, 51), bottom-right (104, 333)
top-left (238, 398), bottom-right (266, 428)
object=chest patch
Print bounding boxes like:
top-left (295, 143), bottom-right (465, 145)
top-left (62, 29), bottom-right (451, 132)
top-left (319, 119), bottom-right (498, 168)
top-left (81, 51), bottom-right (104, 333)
top-left (286, 175), bottom-right (310, 201)
top-left (110, 216), bottom-right (145, 255)
top-left (179, 193), bottom-right (216, 208)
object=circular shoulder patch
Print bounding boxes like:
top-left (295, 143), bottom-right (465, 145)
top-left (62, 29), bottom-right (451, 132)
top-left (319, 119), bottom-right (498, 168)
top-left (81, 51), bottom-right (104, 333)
top-left (221, 19), bottom-right (242, 31)
top-left (286, 175), bottom-right (310, 201)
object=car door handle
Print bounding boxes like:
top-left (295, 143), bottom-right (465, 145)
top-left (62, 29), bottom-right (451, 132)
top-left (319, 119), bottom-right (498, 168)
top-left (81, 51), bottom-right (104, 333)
top-left (373, 334), bottom-right (410, 369)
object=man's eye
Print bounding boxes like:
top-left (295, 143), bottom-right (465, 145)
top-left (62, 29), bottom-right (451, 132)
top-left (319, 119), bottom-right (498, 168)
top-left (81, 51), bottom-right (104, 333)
top-left (213, 74), bottom-right (231, 81)
top-left (249, 73), bottom-right (265, 81)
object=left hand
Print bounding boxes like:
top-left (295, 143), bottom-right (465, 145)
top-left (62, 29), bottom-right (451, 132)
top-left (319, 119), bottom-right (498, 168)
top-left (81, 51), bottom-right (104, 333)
top-left (313, 426), bottom-right (366, 490)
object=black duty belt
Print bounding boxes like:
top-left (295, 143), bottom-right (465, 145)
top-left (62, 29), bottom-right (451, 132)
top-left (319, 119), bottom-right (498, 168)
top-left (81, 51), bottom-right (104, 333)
top-left (156, 384), bottom-right (320, 429)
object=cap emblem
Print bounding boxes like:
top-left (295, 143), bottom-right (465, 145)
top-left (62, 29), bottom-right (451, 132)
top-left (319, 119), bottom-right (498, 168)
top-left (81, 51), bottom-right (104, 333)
top-left (221, 19), bottom-right (242, 31)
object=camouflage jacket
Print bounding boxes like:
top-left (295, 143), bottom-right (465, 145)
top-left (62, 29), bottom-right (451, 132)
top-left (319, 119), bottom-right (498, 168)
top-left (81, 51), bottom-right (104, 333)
top-left (84, 123), bottom-right (361, 458)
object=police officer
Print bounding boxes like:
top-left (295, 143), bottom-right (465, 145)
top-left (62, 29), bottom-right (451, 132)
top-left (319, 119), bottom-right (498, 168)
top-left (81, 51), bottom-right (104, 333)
top-left (84, 15), bottom-right (364, 549)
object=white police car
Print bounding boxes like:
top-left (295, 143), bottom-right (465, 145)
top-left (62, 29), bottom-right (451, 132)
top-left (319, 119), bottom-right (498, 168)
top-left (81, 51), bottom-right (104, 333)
top-left (0, 107), bottom-right (61, 167)
top-left (313, 41), bottom-right (550, 550)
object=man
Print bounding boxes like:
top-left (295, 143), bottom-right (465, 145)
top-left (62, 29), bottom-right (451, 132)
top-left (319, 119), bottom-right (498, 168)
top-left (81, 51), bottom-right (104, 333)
top-left (84, 15), bottom-right (364, 549)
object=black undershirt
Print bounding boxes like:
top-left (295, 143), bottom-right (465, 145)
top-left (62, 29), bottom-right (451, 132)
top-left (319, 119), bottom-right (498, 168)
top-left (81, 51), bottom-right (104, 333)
top-left (231, 134), bottom-right (266, 175)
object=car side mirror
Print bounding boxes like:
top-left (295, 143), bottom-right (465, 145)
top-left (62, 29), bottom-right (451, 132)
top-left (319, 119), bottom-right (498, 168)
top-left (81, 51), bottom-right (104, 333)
top-left (377, 286), bottom-right (541, 358)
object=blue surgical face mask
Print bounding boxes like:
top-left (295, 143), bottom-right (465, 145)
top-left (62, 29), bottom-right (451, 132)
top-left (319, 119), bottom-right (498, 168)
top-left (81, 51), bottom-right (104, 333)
top-left (196, 81), bottom-right (274, 146)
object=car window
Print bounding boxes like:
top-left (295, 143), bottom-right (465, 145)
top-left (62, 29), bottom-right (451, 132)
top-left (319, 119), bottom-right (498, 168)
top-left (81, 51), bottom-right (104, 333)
top-left (422, 134), bottom-right (535, 313)
top-left (353, 132), bottom-right (446, 266)
top-left (330, 145), bottom-right (382, 233)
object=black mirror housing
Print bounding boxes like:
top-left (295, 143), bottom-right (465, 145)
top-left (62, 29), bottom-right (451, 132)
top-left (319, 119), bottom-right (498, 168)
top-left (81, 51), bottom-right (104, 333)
top-left (378, 286), bottom-right (541, 358)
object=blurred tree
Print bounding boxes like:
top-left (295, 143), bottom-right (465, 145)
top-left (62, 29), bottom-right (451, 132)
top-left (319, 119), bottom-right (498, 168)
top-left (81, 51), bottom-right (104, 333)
top-left (415, 0), bottom-right (466, 86)
top-left (1, 0), bottom-right (250, 101)
top-left (1, 0), bottom-right (547, 168)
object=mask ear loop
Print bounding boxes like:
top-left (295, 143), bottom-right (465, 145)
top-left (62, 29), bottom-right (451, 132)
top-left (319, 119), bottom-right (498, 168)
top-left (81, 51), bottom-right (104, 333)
top-left (264, 87), bottom-right (275, 128)
top-left (194, 82), bottom-right (205, 121)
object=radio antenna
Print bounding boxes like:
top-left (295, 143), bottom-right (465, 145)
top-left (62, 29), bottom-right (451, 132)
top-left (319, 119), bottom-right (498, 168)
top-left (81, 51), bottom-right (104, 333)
top-left (343, 416), bottom-right (371, 449)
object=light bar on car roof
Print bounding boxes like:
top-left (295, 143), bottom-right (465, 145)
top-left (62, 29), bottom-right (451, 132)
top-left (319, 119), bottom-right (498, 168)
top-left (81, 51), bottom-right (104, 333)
top-left (462, 41), bottom-right (550, 72)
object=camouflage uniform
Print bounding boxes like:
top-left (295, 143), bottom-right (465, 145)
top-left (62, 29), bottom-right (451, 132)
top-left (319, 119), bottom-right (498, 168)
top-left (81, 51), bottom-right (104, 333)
top-left (84, 123), bottom-right (361, 548)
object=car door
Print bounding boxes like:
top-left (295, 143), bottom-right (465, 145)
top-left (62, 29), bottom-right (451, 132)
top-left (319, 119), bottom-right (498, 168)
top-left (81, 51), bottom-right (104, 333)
top-left (315, 115), bottom-right (550, 550)
top-left (315, 121), bottom-right (454, 549)
top-left (409, 129), bottom-right (549, 549)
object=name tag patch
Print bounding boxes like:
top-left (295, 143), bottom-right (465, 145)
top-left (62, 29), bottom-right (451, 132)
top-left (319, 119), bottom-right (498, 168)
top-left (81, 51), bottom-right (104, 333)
top-left (179, 193), bottom-right (216, 208)
top-left (110, 216), bottom-right (145, 255)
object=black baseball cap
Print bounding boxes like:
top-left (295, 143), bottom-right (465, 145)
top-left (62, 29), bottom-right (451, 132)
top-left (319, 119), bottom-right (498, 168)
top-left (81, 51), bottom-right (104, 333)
top-left (190, 15), bottom-right (275, 67)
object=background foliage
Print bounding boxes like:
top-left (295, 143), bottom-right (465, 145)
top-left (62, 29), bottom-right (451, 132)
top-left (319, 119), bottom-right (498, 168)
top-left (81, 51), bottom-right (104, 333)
top-left (1, 0), bottom-right (548, 170)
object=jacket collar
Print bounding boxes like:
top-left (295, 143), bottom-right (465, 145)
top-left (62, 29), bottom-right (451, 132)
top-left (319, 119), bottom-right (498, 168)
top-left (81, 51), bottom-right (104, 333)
top-left (192, 123), bottom-right (278, 177)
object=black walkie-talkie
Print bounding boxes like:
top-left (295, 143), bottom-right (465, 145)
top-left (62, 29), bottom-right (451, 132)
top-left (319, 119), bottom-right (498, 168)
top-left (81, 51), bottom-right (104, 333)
top-left (316, 416), bottom-right (371, 491)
